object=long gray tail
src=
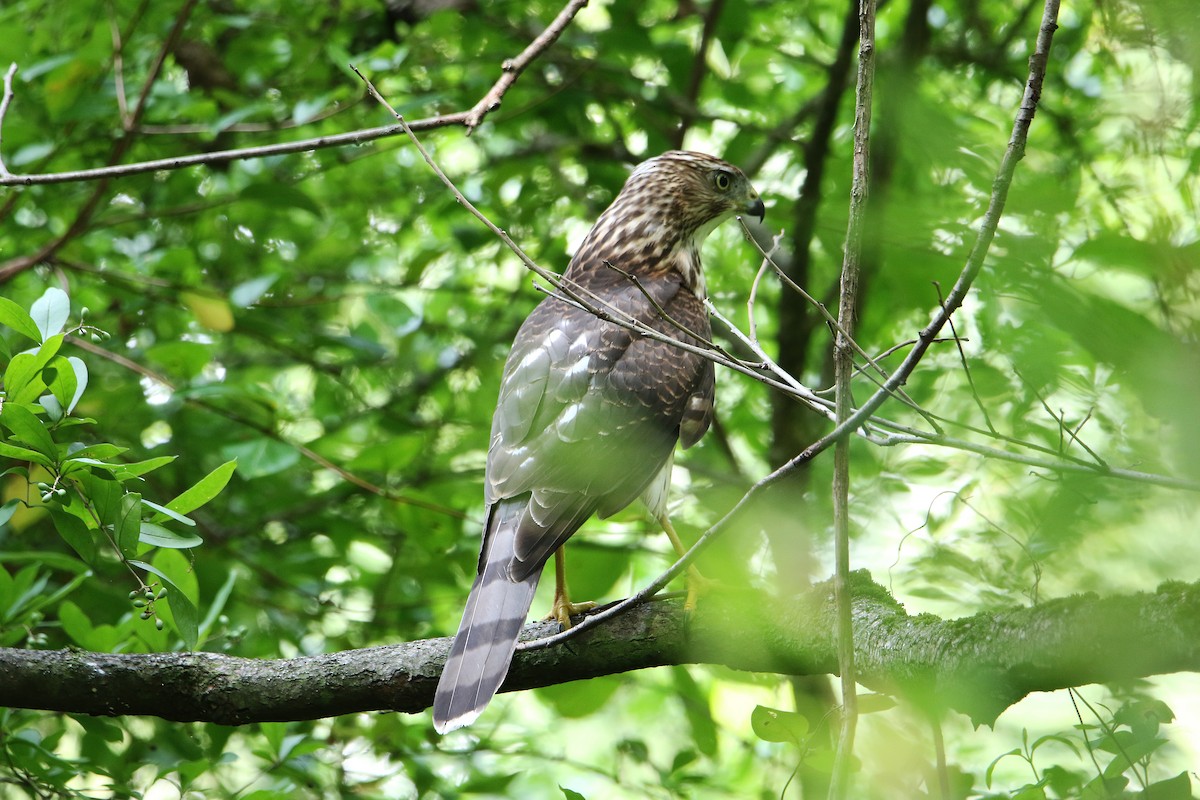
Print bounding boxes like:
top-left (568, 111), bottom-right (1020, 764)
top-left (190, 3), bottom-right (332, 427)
top-left (433, 499), bottom-right (541, 733)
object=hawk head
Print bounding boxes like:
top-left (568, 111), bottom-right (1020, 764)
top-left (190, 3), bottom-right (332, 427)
top-left (570, 151), bottom-right (764, 297)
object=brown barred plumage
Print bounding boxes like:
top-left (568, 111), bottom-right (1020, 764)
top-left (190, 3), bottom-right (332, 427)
top-left (432, 151), bottom-right (764, 733)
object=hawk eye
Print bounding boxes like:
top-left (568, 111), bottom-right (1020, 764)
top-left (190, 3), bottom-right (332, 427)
top-left (714, 170), bottom-right (732, 191)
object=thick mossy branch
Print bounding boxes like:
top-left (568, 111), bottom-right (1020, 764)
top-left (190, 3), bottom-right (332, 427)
top-left (1, 574), bottom-right (1197, 726)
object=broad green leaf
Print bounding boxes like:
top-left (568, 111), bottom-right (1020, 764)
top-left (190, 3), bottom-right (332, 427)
top-left (37, 394), bottom-right (63, 423)
top-left (165, 459), bottom-right (237, 516)
top-left (65, 443), bottom-right (128, 461)
top-left (29, 288), bottom-right (70, 341)
top-left (3, 354), bottom-right (44, 406)
top-left (79, 473), bottom-right (122, 530)
top-left (115, 455), bottom-right (177, 478)
top-left (44, 355), bottom-right (77, 412)
top-left (222, 439), bottom-right (297, 479)
top-left (116, 492), bottom-right (142, 559)
top-left (0, 441), bottom-right (50, 466)
top-left (0, 297), bottom-right (42, 342)
top-left (0, 403), bottom-right (58, 462)
top-left (48, 508), bottom-right (97, 564)
top-left (4, 334), bottom-right (63, 404)
top-left (750, 705), bottom-right (810, 745)
top-left (139, 522), bottom-right (203, 549)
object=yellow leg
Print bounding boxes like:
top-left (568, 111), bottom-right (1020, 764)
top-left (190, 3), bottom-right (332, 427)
top-left (659, 515), bottom-right (716, 612)
top-left (545, 546), bottom-right (596, 629)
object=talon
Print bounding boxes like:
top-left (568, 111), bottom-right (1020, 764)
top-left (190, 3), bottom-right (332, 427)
top-left (544, 546), bottom-right (596, 630)
top-left (683, 565), bottom-right (721, 613)
top-left (660, 514), bottom-right (724, 613)
top-left (546, 598), bottom-right (597, 629)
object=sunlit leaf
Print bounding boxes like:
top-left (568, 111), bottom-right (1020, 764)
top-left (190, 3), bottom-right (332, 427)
top-left (28, 288), bottom-right (70, 341)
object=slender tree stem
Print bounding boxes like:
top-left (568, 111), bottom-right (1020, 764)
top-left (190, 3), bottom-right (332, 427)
top-left (828, 0), bottom-right (876, 793)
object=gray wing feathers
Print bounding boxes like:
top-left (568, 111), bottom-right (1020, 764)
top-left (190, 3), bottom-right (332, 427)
top-left (432, 499), bottom-right (543, 734)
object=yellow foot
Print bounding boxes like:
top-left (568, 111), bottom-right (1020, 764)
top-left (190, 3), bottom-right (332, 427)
top-left (544, 598), bottom-right (597, 630)
top-left (684, 565), bottom-right (723, 613)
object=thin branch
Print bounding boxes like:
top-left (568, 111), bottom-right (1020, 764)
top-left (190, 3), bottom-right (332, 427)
top-left (746, 230), bottom-right (783, 342)
top-left (829, 0), bottom-right (877, 790)
top-left (740, 218), bottom-right (942, 432)
top-left (463, 0), bottom-right (590, 132)
top-left (934, 280), bottom-right (996, 434)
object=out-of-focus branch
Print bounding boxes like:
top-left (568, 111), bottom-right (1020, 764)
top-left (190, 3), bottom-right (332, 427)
top-left (3, 576), bottom-right (1199, 728)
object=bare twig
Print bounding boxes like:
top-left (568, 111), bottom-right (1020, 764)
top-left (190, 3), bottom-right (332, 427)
top-left (934, 280), bottom-right (996, 434)
top-left (746, 230), bottom-right (784, 342)
top-left (463, 0), bottom-right (590, 133)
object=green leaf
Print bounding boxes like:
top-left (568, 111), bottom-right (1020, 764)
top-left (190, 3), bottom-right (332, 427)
top-left (750, 705), bottom-right (810, 745)
top-left (78, 472), bottom-right (121, 530)
top-left (4, 334), bottom-right (62, 405)
top-left (37, 394), bottom-right (63, 423)
top-left (559, 787), bottom-right (587, 800)
top-left (141, 499), bottom-right (195, 527)
top-left (116, 492), bottom-right (143, 559)
top-left (1140, 772), bottom-right (1193, 800)
top-left (3, 353), bottom-right (43, 406)
top-left (65, 443), bottom-right (128, 461)
top-left (66, 356), bottom-right (88, 413)
top-left (0, 441), bottom-right (49, 466)
top-left (0, 499), bottom-right (20, 527)
top-left (116, 455), bottom-right (177, 478)
top-left (44, 355), bottom-right (78, 414)
top-left (222, 438), bottom-right (298, 479)
top-left (0, 297), bottom-right (43, 342)
top-left (139, 522), bottom-right (203, 549)
top-left (29, 288), bottom-right (70, 341)
top-left (0, 403), bottom-right (58, 462)
top-left (48, 508), bottom-right (97, 564)
top-left (165, 459), bottom-right (237, 516)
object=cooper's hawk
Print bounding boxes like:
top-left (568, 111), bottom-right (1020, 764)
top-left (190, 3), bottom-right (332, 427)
top-left (432, 151), bottom-right (764, 733)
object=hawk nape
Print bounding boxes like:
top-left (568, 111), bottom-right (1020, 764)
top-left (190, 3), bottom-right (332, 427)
top-left (433, 151), bottom-right (764, 734)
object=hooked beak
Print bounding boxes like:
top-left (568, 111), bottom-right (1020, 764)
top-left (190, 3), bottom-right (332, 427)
top-left (744, 196), bottom-right (765, 223)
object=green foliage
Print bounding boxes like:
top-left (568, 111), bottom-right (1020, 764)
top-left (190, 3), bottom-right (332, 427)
top-left (0, 0), bottom-right (1198, 797)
